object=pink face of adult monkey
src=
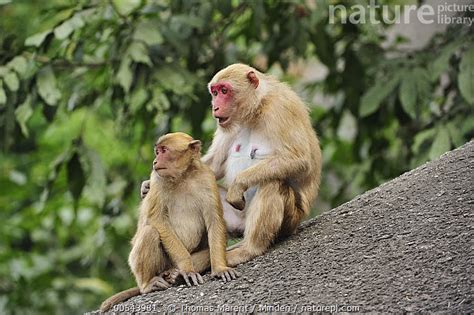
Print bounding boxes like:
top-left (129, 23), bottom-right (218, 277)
top-left (209, 70), bottom-right (259, 129)
top-left (203, 63), bottom-right (322, 266)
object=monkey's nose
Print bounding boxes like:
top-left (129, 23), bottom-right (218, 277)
top-left (213, 106), bottom-right (219, 112)
top-left (153, 160), bottom-right (157, 166)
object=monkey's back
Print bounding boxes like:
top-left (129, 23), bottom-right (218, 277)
top-left (258, 81), bottom-right (322, 215)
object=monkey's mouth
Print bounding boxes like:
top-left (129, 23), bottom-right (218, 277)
top-left (216, 116), bottom-right (230, 126)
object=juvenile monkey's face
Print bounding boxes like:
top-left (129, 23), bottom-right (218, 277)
top-left (153, 145), bottom-right (189, 178)
top-left (152, 134), bottom-right (201, 179)
top-left (153, 145), bottom-right (175, 177)
top-left (209, 82), bottom-right (235, 128)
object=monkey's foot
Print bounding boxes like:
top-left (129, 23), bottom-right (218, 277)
top-left (160, 268), bottom-right (204, 287)
top-left (226, 247), bottom-right (258, 267)
top-left (160, 268), bottom-right (180, 284)
top-left (177, 270), bottom-right (204, 287)
top-left (141, 275), bottom-right (171, 294)
top-left (212, 267), bottom-right (241, 283)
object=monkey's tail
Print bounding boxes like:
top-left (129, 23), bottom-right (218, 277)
top-left (100, 287), bottom-right (141, 312)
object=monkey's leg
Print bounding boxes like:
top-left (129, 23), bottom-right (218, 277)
top-left (226, 181), bottom-right (285, 267)
top-left (279, 183), bottom-right (304, 238)
top-left (102, 228), bottom-right (170, 312)
top-left (129, 226), bottom-right (169, 293)
top-left (191, 249), bottom-right (211, 273)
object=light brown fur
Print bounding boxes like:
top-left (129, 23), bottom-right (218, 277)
top-left (101, 133), bottom-right (238, 312)
top-left (204, 64), bottom-right (322, 266)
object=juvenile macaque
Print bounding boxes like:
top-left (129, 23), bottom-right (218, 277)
top-left (101, 132), bottom-right (238, 312)
top-left (203, 63), bottom-right (322, 266)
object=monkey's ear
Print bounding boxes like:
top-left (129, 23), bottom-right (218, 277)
top-left (189, 140), bottom-right (201, 153)
top-left (247, 71), bottom-right (259, 88)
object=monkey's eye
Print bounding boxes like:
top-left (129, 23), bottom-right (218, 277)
top-left (156, 146), bottom-right (167, 154)
top-left (212, 90), bottom-right (218, 96)
top-left (221, 87), bottom-right (228, 94)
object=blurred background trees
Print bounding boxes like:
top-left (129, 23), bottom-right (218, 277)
top-left (0, 0), bottom-right (472, 313)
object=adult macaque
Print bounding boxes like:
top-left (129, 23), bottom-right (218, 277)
top-left (203, 63), bottom-right (322, 266)
top-left (101, 132), bottom-right (238, 312)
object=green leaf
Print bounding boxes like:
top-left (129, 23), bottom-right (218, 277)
top-left (458, 47), bottom-right (474, 105)
top-left (430, 42), bottom-right (459, 81)
top-left (83, 148), bottom-right (106, 208)
top-left (0, 66), bottom-right (8, 77)
top-left (67, 151), bottom-right (86, 205)
top-left (15, 96), bottom-right (33, 137)
top-left (0, 80), bottom-right (6, 105)
top-left (128, 41), bottom-right (152, 66)
top-left (217, 0), bottom-right (232, 16)
top-left (54, 14), bottom-right (85, 40)
top-left (7, 56), bottom-right (28, 76)
top-left (414, 68), bottom-right (432, 107)
top-left (37, 150), bottom-right (71, 212)
top-left (155, 66), bottom-right (194, 96)
top-left (112, 0), bottom-right (141, 16)
top-left (4, 71), bottom-right (19, 92)
top-left (148, 89), bottom-right (170, 111)
top-left (412, 128), bottom-right (436, 154)
top-left (25, 30), bottom-right (51, 47)
top-left (461, 115), bottom-right (474, 135)
top-left (59, 207), bottom-right (74, 226)
top-left (446, 122), bottom-right (464, 147)
top-left (129, 88), bottom-right (148, 113)
top-left (174, 14), bottom-right (205, 30)
top-left (75, 278), bottom-right (113, 294)
top-left (399, 71), bottom-right (417, 119)
top-left (37, 66), bottom-right (62, 106)
top-left (360, 73), bottom-right (401, 117)
top-left (117, 56), bottom-right (132, 93)
top-left (133, 21), bottom-right (163, 46)
top-left (429, 127), bottom-right (451, 160)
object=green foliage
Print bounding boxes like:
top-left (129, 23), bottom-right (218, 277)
top-left (0, 1), bottom-right (472, 314)
top-left (458, 46), bottom-right (474, 105)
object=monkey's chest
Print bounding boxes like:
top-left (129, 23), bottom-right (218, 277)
top-left (168, 200), bottom-right (206, 252)
top-left (225, 129), bottom-right (273, 199)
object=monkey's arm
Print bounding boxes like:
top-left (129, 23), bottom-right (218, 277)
top-left (238, 154), bottom-right (308, 188)
top-left (202, 155), bottom-right (226, 180)
top-left (226, 154), bottom-right (309, 210)
top-left (205, 192), bottom-right (228, 272)
top-left (148, 217), bottom-right (195, 272)
top-left (202, 132), bottom-right (232, 180)
top-left (203, 186), bottom-right (240, 282)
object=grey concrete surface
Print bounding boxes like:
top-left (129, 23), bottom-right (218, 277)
top-left (91, 140), bottom-right (473, 314)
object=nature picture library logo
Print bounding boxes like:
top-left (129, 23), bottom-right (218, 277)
top-left (329, 1), bottom-right (474, 26)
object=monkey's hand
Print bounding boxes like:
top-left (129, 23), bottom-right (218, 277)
top-left (140, 180), bottom-right (150, 199)
top-left (226, 183), bottom-right (246, 210)
top-left (176, 269), bottom-right (204, 287)
top-left (212, 267), bottom-right (241, 283)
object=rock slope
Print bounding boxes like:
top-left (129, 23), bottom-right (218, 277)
top-left (92, 140), bottom-right (473, 314)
